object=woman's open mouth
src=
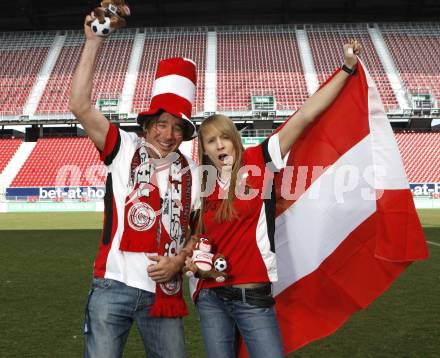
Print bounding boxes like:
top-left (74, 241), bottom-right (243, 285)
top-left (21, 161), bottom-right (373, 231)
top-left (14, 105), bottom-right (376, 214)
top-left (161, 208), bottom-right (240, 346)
top-left (218, 154), bottom-right (233, 166)
top-left (218, 154), bottom-right (228, 161)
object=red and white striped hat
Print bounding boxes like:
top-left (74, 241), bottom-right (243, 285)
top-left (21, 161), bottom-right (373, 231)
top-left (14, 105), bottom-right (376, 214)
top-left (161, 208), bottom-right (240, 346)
top-left (137, 57), bottom-right (197, 141)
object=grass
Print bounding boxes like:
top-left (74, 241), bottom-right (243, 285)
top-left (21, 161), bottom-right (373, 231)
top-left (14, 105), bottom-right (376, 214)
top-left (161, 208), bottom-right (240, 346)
top-left (0, 212), bottom-right (103, 230)
top-left (0, 210), bottom-right (438, 357)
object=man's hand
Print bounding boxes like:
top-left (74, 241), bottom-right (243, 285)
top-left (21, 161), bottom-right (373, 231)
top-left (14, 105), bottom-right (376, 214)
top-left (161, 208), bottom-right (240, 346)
top-left (84, 12), bottom-right (105, 43)
top-left (69, 12), bottom-right (109, 151)
top-left (147, 255), bottom-right (185, 283)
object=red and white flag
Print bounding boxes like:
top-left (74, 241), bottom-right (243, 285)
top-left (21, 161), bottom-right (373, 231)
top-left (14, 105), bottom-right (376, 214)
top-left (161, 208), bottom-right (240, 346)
top-left (271, 61), bottom-right (429, 355)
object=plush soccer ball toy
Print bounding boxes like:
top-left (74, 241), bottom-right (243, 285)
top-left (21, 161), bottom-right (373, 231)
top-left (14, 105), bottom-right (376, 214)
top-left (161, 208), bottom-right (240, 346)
top-left (90, 17), bottom-right (113, 37)
top-left (87, 0), bottom-right (130, 38)
top-left (214, 256), bottom-right (227, 272)
top-left (183, 237), bottom-right (228, 282)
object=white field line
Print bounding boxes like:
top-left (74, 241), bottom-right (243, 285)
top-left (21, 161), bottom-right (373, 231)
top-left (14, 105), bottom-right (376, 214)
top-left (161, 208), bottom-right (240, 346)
top-left (427, 241), bottom-right (440, 247)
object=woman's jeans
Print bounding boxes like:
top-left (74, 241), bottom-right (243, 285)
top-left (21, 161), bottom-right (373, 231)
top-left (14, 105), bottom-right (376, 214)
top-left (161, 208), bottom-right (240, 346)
top-left (196, 287), bottom-right (284, 358)
top-left (84, 278), bottom-right (186, 358)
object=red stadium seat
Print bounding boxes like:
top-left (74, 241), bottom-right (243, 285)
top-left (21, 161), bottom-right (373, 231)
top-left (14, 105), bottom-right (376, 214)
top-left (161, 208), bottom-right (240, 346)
top-left (381, 23), bottom-right (440, 105)
top-left (132, 31), bottom-right (206, 114)
top-left (36, 31), bottom-right (134, 115)
top-left (216, 30), bottom-right (308, 112)
top-left (0, 32), bottom-right (53, 115)
top-left (395, 131), bottom-right (440, 182)
top-left (0, 138), bottom-right (22, 173)
top-left (307, 25), bottom-right (400, 112)
top-left (10, 137), bottom-right (106, 187)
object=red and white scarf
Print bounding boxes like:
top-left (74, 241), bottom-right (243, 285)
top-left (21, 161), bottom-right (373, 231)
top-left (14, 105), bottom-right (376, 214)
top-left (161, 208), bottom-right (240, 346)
top-left (120, 138), bottom-right (191, 317)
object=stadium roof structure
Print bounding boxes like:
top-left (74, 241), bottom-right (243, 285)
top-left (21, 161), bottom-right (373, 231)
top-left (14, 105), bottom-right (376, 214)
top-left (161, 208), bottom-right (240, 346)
top-left (2, 0), bottom-right (439, 32)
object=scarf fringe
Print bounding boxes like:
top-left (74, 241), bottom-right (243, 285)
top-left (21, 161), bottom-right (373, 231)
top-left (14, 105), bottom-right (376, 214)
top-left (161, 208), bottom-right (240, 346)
top-left (150, 299), bottom-right (188, 317)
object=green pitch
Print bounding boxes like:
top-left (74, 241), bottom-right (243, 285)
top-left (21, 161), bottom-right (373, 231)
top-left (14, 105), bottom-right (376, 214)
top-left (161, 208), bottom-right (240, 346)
top-left (0, 210), bottom-right (438, 357)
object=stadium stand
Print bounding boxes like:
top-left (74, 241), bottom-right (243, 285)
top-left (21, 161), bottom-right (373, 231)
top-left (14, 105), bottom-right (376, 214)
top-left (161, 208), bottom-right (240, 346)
top-left (0, 32), bottom-right (54, 116)
top-left (37, 30), bottom-right (134, 115)
top-left (217, 28), bottom-right (308, 112)
top-left (395, 131), bottom-right (440, 183)
top-left (381, 23), bottom-right (440, 106)
top-left (3, 131), bottom-right (438, 188)
top-left (132, 29), bottom-right (206, 115)
top-left (1, 23), bottom-right (439, 117)
top-left (1, 23), bottom-right (439, 190)
top-left (0, 138), bottom-right (22, 174)
top-left (307, 24), bottom-right (400, 112)
top-left (10, 137), bottom-right (105, 187)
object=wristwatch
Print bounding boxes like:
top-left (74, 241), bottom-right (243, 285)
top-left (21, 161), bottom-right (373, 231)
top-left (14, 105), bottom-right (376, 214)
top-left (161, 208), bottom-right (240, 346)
top-left (341, 64), bottom-right (356, 75)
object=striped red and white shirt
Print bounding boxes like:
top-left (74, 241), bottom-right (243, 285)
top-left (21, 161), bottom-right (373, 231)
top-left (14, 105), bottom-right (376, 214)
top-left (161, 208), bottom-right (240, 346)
top-left (192, 134), bottom-right (284, 296)
top-left (94, 123), bottom-right (200, 292)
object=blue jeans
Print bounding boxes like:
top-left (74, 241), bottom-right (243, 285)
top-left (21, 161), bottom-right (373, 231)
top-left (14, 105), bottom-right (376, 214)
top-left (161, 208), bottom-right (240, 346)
top-left (196, 288), bottom-right (284, 358)
top-left (84, 278), bottom-right (186, 358)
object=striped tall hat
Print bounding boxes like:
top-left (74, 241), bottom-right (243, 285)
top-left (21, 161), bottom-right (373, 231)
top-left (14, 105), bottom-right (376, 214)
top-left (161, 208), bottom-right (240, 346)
top-left (137, 57), bottom-right (197, 141)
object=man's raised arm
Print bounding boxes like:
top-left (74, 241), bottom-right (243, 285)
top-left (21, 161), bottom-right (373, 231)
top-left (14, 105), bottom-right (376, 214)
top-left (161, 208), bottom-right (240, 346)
top-left (69, 14), bottom-right (109, 151)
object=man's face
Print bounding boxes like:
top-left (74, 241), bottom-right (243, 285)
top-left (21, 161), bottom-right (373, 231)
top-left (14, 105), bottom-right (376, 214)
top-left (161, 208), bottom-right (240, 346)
top-left (144, 112), bottom-right (185, 158)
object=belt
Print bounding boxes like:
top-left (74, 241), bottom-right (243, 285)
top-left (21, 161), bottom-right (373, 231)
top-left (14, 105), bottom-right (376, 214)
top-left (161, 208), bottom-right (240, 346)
top-left (212, 283), bottom-right (275, 308)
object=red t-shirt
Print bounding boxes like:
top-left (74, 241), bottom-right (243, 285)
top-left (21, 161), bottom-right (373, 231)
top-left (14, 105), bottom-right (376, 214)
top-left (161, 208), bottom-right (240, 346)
top-left (198, 139), bottom-right (281, 291)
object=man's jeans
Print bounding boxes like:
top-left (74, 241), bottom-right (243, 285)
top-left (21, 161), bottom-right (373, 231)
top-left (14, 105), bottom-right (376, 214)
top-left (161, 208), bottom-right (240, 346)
top-left (196, 288), bottom-right (284, 358)
top-left (84, 278), bottom-right (186, 358)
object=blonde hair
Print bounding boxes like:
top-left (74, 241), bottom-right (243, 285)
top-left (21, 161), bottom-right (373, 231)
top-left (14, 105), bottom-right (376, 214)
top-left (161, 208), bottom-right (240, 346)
top-left (197, 114), bottom-right (244, 233)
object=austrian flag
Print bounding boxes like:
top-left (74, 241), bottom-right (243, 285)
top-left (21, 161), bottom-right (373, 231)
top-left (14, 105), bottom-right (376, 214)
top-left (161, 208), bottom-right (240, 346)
top-left (272, 61), bottom-right (429, 354)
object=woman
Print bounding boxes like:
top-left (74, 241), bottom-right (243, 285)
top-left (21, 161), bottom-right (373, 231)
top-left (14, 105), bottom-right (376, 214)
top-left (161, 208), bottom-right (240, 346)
top-left (189, 41), bottom-right (361, 358)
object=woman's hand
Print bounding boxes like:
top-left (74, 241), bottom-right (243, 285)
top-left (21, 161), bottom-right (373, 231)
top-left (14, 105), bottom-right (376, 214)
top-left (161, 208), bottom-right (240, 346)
top-left (343, 40), bottom-right (362, 69)
top-left (183, 257), bottom-right (199, 275)
top-left (277, 40), bottom-right (362, 157)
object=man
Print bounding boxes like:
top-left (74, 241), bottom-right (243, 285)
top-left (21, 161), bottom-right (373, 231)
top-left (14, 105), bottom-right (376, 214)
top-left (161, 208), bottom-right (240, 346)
top-left (69, 13), bottom-right (199, 358)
